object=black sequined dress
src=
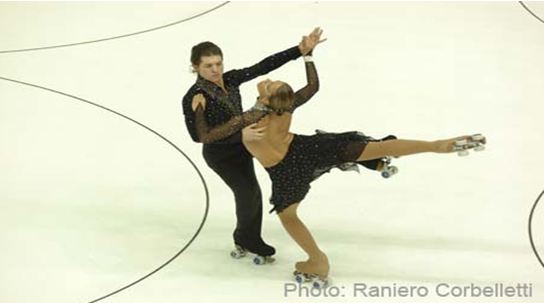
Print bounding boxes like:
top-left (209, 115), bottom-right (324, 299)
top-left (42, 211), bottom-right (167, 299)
top-left (191, 55), bottom-right (395, 215)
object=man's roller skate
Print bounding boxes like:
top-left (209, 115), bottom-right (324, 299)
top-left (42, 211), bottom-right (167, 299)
top-left (453, 134), bottom-right (486, 156)
top-left (293, 270), bottom-right (330, 289)
top-left (230, 241), bottom-right (275, 265)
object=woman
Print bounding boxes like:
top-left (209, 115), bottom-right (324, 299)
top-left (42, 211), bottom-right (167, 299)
top-left (182, 28), bottom-right (324, 262)
top-left (192, 29), bottom-right (486, 285)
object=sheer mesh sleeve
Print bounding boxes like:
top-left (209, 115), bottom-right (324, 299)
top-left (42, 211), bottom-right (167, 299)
top-left (290, 61), bottom-right (319, 112)
top-left (228, 46), bottom-right (302, 85)
top-left (194, 104), bottom-right (271, 144)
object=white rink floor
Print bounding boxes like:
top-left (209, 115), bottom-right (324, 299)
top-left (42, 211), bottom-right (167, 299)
top-left (1, 2), bottom-right (543, 303)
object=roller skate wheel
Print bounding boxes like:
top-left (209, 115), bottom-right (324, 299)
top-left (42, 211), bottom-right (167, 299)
top-left (230, 247), bottom-right (247, 259)
top-left (381, 171), bottom-right (391, 178)
top-left (312, 278), bottom-right (328, 289)
top-left (230, 250), bottom-right (243, 259)
top-left (472, 134), bottom-right (485, 141)
top-left (458, 150), bottom-right (469, 157)
top-left (293, 271), bottom-right (312, 283)
top-left (294, 273), bottom-right (305, 283)
top-left (455, 139), bottom-right (468, 146)
top-left (474, 145), bottom-right (485, 151)
top-left (253, 255), bottom-right (265, 265)
top-left (390, 166), bottom-right (398, 174)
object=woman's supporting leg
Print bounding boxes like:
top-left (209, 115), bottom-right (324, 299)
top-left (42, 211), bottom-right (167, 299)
top-left (358, 136), bottom-right (469, 161)
top-left (278, 203), bottom-right (329, 277)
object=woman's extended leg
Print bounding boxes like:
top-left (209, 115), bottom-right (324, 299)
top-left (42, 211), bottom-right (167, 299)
top-left (358, 136), bottom-right (471, 161)
top-left (278, 203), bottom-right (329, 277)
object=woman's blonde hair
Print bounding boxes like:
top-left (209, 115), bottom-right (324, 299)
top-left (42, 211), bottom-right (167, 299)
top-left (268, 83), bottom-right (294, 115)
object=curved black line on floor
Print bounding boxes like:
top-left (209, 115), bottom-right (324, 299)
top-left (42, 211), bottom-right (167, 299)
top-left (529, 190), bottom-right (544, 269)
top-left (519, 1), bottom-right (544, 24)
top-left (0, 1), bottom-right (229, 54)
top-left (0, 76), bottom-right (210, 302)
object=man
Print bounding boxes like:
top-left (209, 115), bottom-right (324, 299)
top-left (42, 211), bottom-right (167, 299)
top-left (182, 28), bottom-right (321, 261)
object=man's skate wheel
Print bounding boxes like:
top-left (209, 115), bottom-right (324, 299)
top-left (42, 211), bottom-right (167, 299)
top-left (253, 255), bottom-right (265, 265)
top-left (230, 249), bottom-right (246, 259)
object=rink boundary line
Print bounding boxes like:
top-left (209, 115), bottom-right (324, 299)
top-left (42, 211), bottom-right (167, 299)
top-left (519, 1), bottom-right (544, 24)
top-left (528, 190), bottom-right (544, 269)
top-left (0, 75), bottom-right (210, 303)
top-left (0, 1), bottom-right (230, 54)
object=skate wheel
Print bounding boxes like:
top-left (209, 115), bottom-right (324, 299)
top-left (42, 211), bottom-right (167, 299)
top-left (381, 166), bottom-right (398, 178)
top-left (293, 271), bottom-right (312, 283)
top-left (472, 134), bottom-right (485, 141)
top-left (474, 145), bottom-right (485, 152)
top-left (253, 255), bottom-right (265, 265)
top-left (458, 150), bottom-right (469, 157)
top-left (455, 139), bottom-right (468, 146)
top-left (230, 250), bottom-right (244, 259)
top-left (312, 278), bottom-right (329, 289)
top-left (230, 247), bottom-right (247, 259)
top-left (294, 273), bottom-right (305, 283)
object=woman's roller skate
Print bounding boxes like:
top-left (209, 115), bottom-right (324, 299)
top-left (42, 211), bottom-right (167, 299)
top-left (230, 242), bottom-right (275, 265)
top-left (292, 254), bottom-right (330, 288)
top-left (293, 270), bottom-right (330, 289)
top-left (357, 134), bottom-right (399, 178)
top-left (453, 134), bottom-right (486, 156)
top-left (380, 156), bottom-right (398, 179)
top-left (375, 135), bottom-right (399, 178)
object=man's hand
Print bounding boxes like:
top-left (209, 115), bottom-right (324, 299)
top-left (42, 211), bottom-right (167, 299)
top-left (298, 27), bottom-right (327, 55)
top-left (242, 123), bottom-right (266, 142)
top-left (192, 93), bottom-right (206, 111)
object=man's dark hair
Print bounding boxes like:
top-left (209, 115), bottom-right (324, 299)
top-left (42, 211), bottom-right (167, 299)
top-left (191, 41), bottom-right (223, 65)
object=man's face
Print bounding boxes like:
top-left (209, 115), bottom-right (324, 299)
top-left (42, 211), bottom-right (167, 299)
top-left (194, 55), bottom-right (223, 84)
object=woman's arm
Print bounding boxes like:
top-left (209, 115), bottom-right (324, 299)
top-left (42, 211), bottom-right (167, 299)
top-left (291, 58), bottom-right (319, 112)
top-left (227, 27), bottom-right (324, 85)
top-left (290, 28), bottom-right (325, 111)
top-left (192, 94), bottom-right (271, 144)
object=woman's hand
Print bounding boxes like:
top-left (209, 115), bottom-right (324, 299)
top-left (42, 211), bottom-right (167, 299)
top-left (192, 93), bottom-right (206, 111)
top-left (298, 27), bottom-right (327, 55)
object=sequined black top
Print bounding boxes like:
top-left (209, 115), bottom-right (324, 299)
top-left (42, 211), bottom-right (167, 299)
top-left (182, 46), bottom-right (302, 148)
top-left (193, 61), bottom-right (319, 144)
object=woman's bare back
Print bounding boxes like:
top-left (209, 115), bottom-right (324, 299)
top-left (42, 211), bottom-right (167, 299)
top-left (243, 113), bottom-right (295, 168)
